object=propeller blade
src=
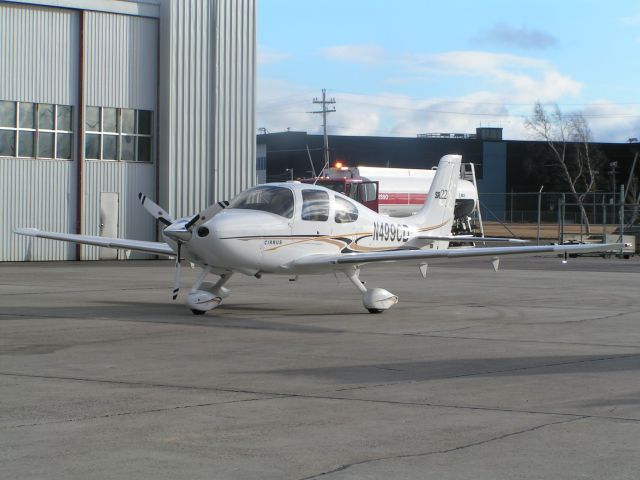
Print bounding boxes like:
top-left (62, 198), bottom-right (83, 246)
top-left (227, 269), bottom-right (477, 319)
top-left (191, 201), bottom-right (229, 226)
top-left (172, 242), bottom-right (182, 300)
top-left (184, 213), bottom-right (201, 231)
top-left (138, 192), bottom-right (174, 226)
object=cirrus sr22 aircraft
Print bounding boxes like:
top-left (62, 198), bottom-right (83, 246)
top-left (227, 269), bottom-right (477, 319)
top-left (16, 155), bottom-right (620, 315)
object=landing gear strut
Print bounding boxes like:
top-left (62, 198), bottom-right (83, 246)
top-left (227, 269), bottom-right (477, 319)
top-left (344, 268), bottom-right (398, 313)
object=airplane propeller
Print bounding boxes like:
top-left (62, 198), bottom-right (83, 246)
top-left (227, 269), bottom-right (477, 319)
top-left (138, 192), bottom-right (229, 301)
top-left (163, 213), bottom-right (200, 300)
top-left (138, 193), bottom-right (174, 226)
top-left (138, 192), bottom-right (203, 300)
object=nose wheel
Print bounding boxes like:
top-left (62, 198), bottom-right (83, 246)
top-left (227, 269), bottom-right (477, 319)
top-left (185, 268), bottom-right (233, 314)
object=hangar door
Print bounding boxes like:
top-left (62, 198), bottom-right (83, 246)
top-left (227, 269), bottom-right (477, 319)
top-left (81, 12), bottom-right (158, 260)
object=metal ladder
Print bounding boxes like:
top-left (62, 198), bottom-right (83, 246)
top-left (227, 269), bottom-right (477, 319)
top-left (462, 163), bottom-right (485, 237)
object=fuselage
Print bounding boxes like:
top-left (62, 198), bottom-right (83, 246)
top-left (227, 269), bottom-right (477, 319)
top-left (174, 183), bottom-right (441, 275)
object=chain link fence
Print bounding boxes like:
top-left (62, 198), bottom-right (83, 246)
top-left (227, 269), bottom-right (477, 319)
top-left (478, 190), bottom-right (638, 252)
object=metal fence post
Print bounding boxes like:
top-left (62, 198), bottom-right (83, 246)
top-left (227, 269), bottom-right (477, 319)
top-left (537, 186), bottom-right (543, 245)
top-left (619, 184), bottom-right (625, 244)
top-left (602, 197), bottom-right (606, 241)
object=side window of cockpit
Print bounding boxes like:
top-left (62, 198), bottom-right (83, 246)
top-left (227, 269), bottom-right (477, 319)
top-left (334, 196), bottom-right (359, 223)
top-left (301, 190), bottom-right (329, 221)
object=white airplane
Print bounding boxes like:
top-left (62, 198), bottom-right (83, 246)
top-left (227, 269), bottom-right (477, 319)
top-left (16, 155), bottom-right (620, 315)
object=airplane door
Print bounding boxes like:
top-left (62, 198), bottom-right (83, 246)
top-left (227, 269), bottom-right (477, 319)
top-left (99, 192), bottom-right (119, 260)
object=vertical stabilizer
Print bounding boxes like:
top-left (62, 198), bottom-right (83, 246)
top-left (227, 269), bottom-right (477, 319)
top-left (406, 155), bottom-right (462, 240)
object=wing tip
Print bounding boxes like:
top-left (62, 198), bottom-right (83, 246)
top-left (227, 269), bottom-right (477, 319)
top-left (14, 227), bottom-right (40, 236)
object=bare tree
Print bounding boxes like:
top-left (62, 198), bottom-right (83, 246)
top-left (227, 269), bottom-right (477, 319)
top-left (525, 102), bottom-right (603, 234)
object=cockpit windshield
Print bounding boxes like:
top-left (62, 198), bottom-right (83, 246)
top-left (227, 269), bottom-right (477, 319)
top-left (228, 186), bottom-right (294, 218)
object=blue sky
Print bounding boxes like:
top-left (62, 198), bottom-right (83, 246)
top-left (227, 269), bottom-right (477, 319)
top-left (257, 0), bottom-right (640, 142)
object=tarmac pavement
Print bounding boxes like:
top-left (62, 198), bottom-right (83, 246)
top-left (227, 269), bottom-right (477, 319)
top-left (1, 256), bottom-right (639, 479)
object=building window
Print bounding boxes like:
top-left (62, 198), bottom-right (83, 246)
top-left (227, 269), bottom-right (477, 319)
top-left (85, 107), bottom-right (153, 162)
top-left (0, 100), bottom-right (73, 160)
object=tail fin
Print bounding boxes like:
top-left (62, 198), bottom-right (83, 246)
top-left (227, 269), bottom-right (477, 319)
top-left (406, 154), bottom-right (461, 237)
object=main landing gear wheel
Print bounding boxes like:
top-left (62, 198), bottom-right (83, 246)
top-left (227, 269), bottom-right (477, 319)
top-left (344, 269), bottom-right (399, 313)
top-left (191, 309), bottom-right (207, 315)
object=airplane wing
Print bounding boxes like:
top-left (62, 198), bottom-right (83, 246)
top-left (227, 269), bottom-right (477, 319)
top-left (15, 228), bottom-right (175, 256)
top-left (288, 242), bottom-right (623, 270)
top-left (415, 235), bottom-right (528, 243)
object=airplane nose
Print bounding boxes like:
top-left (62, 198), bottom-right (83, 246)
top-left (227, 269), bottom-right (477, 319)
top-left (163, 225), bottom-right (192, 243)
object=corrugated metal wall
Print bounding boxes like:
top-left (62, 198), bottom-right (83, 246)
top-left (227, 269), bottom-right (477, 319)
top-left (81, 162), bottom-right (156, 259)
top-left (1, 160), bottom-right (76, 260)
top-left (0, 3), bottom-right (79, 105)
top-left (84, 11), bottom-right (157, 110)
top-left (2, 0), bottom-right (256, 261)
top-left (81, 11), bottom-right (158, 259)
top-left (158, 0), bottom-right (211, 218)
top-left (212, 0), bottom-right (256, 202)
top-left (0, 3), bottom-right (79, 261)
top-left (159, 0), bottom-right (256, 219)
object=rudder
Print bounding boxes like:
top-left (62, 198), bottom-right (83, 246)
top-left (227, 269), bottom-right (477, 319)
top-left (406, 154), bottom-right (462, 237)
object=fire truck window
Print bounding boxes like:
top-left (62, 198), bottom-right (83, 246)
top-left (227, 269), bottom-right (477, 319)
top-left (363, 183), bottom-right (377, 202)
top-left (323, 182), bottom-right (344, 193)
top-left (348, 184), bottom-right (360, 201)
top-left (335, 196), bottom-right (359, 223)
top-left (301, 189), bottom-right (329, 221)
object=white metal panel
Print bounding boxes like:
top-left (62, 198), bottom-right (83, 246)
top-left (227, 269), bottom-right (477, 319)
top-left (82, 161), bottom-right (156, 260)
top-left (1, 159), bottom-right (76, 261)
top-left (84, 11), bottom-right (158, 110)
top-left (158, 0), bottom-right (256, 219)
top-left (3, 0), bottom-right (161, 18)
top-left (158, 0), bottom-right (211, 219)
top-left (212, 0), bottom-right (256, 202)
top-left (0, 3), bottom-right (79, 261)
top-left (98, 191), bottom-right (119, 259)
top-left (0, 3), bottom-right (79, 105)
top-left (81, 11), bottom-right (158, 260)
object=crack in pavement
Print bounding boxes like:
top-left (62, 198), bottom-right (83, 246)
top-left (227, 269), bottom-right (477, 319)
top-left (3, 395), bottom-right (282, 430)
top-left (0, 286), bottom-right (161, 297)
top-left (297, 416), bottom-right (589, 479)
top-left (516, 310), bottom-right (640, 326)
top-left (398, 332), bottom-right (640, 349)
top-left (3, 365), bottom-right (640, 428)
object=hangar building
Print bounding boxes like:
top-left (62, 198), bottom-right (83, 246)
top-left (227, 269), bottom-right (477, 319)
top-left (0, 0), bottom-right (256, 261)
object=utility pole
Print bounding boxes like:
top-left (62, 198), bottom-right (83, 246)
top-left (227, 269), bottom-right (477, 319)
top-left (311, 89), bottom-right (336, 170)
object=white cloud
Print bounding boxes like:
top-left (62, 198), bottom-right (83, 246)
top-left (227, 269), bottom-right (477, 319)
top-left (578, 102), bottom-right (640, 143)
top-left (403, 51), bottom-right (582, 101)
top-left (257, 50), bottom-right (638, 142)
top-left (621, 15), bottom-right (640, 26)
top-left (258, 45), bottom-right (291, 65)
top-left (320, 44), bottom-right (386, 66)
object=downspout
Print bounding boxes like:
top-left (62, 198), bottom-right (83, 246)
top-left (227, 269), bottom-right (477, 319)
top-left (75, 10), bottom-right (85, 260)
